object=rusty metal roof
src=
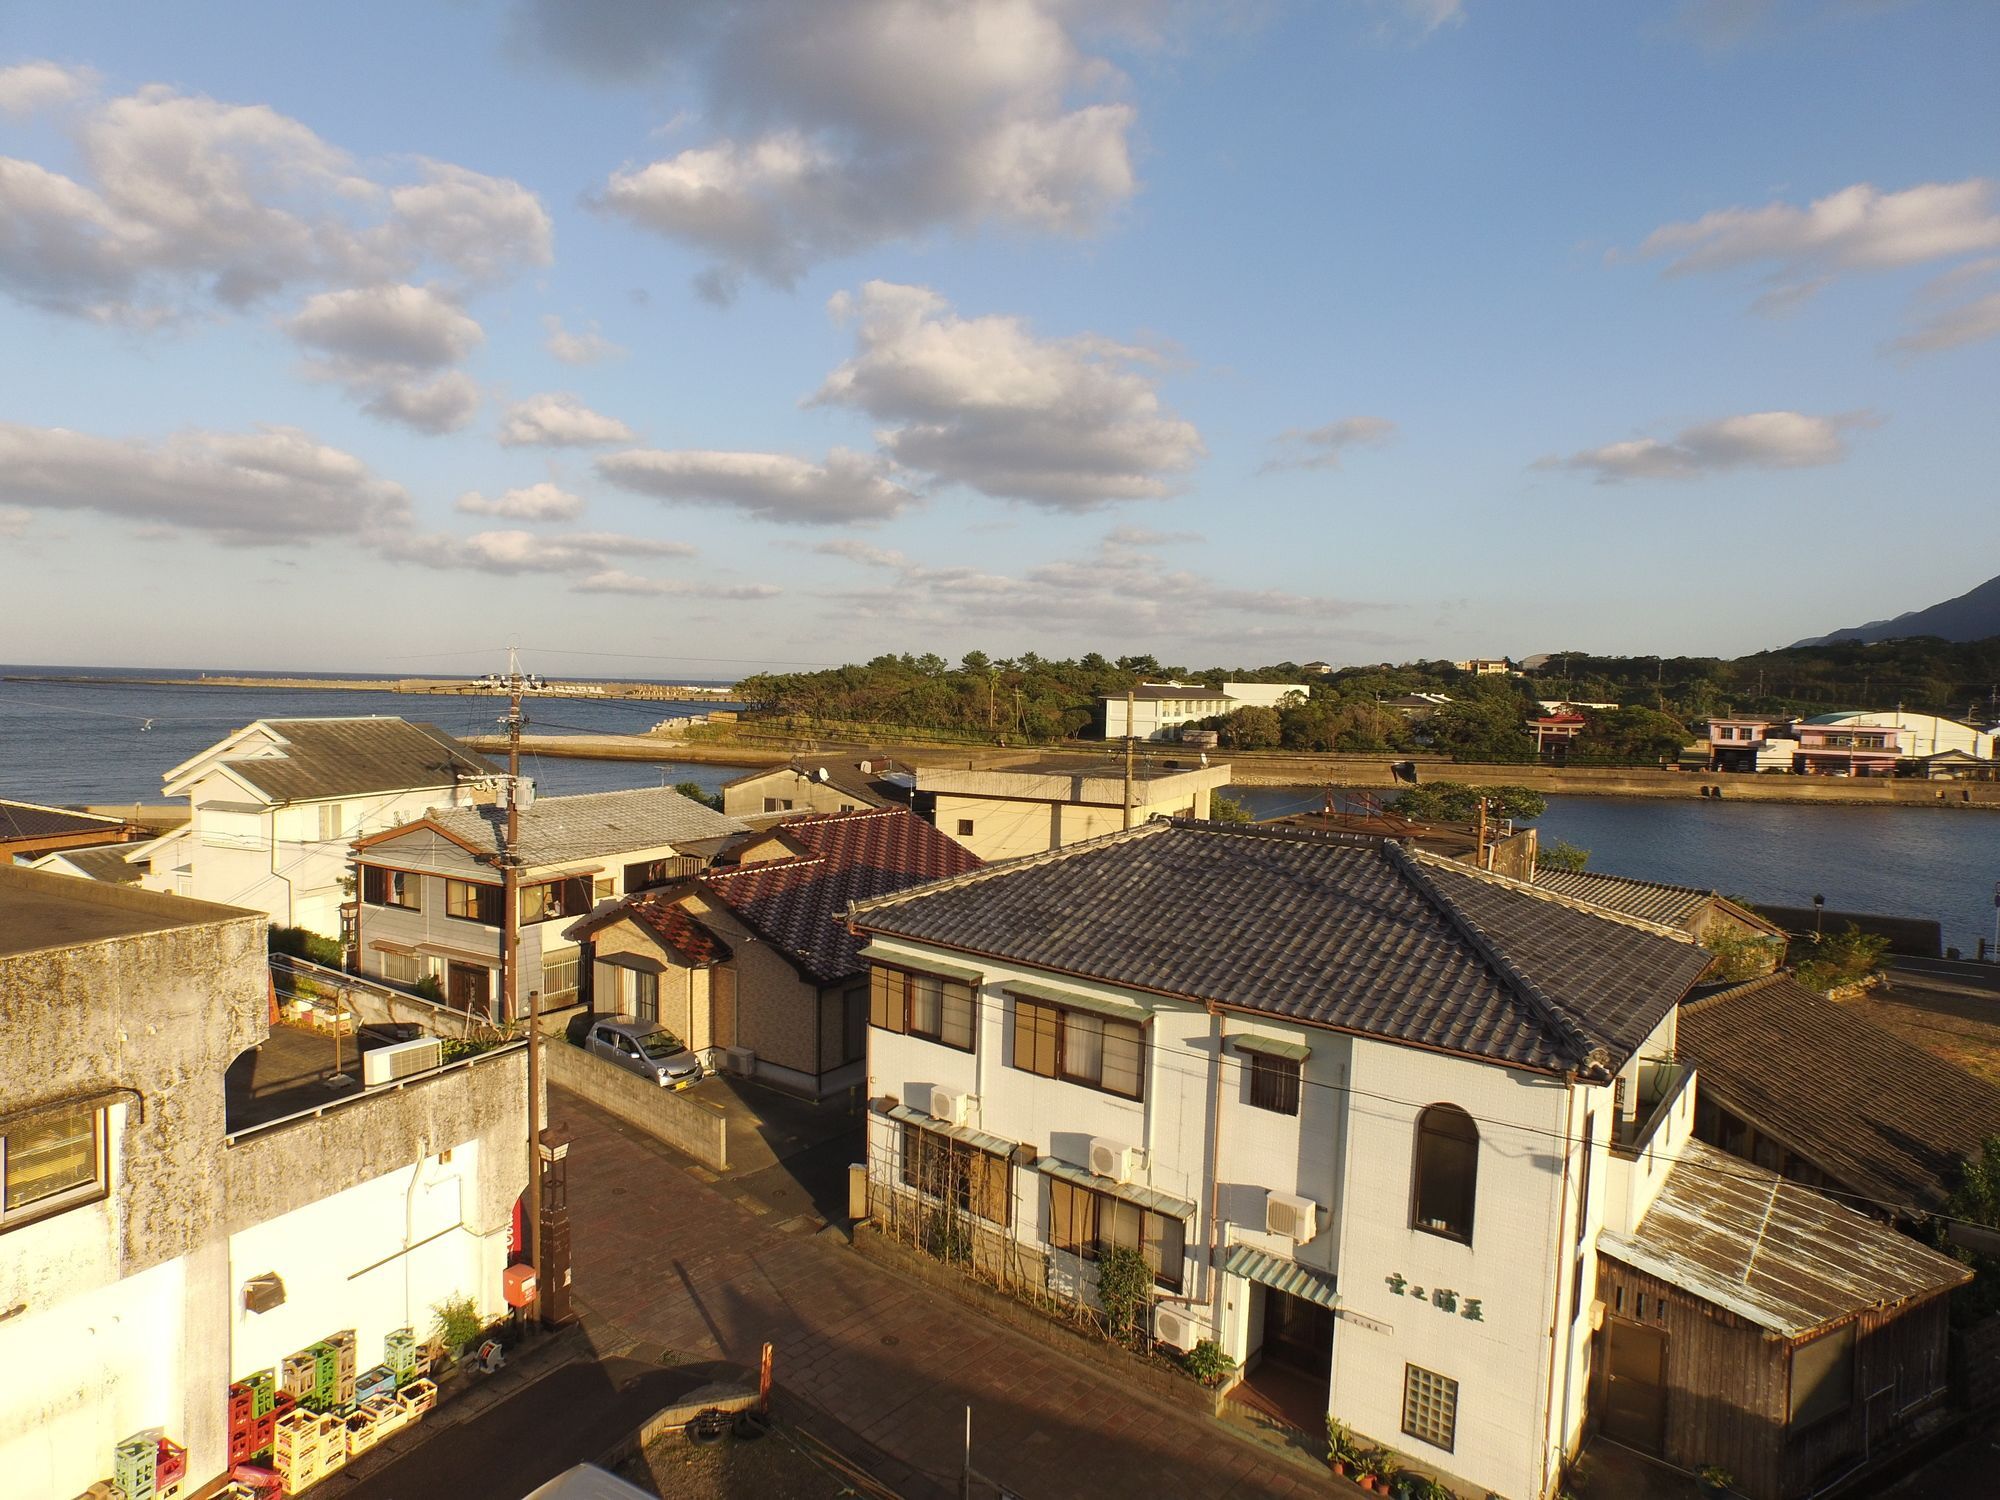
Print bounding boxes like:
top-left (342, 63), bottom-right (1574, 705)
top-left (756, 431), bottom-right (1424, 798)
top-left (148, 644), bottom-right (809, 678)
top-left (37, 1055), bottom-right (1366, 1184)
top-left (1598, 1139), bottom-right (1970, 1340)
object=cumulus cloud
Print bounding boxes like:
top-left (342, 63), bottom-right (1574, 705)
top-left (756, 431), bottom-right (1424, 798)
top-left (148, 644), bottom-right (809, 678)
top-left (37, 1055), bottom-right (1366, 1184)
top-left (1627, 178), bottom-right (2000, 310)
top-left (598, 446), bottom-right (917, 525)
top-left (456, 482), bottom-right (587, 522)
top-left (538, 0), bottom-right (1137, 295)
top-left (498, 393), bottom-right (636, 447)
top-left (1538, 410), bottom-right (1874, 483)
top-left (283, 283), bottom-right (485, 432)
top-left (0, 82), bottom-right (550, 322)
top-left (0, 60), bottom-right (98, 118)
top-left (1264, 416), bottom-right (1397, 472)
top-left (0, 504), bottom-right (31, 538)
top-left (542, 314), bottom-right (624, 364)
top-left (811, 280), bottom-right (1202, 509)
top-left (360, 372), bottom-right (482, 435)
top-left (0, 420), bottom-right (412, 543)
top-left (1887, 259), bottom-right (2000, 355)
top-left (577, 569), bottom-right (779, 599)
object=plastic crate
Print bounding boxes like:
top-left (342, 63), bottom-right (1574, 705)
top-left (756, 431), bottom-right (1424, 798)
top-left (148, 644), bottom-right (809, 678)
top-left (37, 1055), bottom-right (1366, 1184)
top-left (229, 1384), bottom-right (256, 1431)
top-left (155, 1436), bottom-right (186, 1488)
top-left (355, 1363), bottom-right (397, 1403)
top-left (281, 1352), bottom-right (318, 1397)
top-left (384, 1328), bottom-right (417, 1380)
top-left (246, 1368), bottom-right (277, 1417)
top-left (112, 1435), bottom-right (155, 1500)
top-left (396, 1378), bottom-right (436, 1417)
top-left (228, 1427), bottom-right (254, 1466)
top-left (329, 1329), bottom-right (357, 1375)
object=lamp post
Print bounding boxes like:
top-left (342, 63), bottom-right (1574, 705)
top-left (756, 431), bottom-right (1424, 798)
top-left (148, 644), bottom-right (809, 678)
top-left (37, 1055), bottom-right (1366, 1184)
top-left (1813, 892), bottom-right (1825, 938)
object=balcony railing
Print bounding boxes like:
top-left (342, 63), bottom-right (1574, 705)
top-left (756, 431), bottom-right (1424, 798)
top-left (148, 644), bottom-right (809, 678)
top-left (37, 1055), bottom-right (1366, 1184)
top-left (1610, 1059), bottom-right (1693, 1161)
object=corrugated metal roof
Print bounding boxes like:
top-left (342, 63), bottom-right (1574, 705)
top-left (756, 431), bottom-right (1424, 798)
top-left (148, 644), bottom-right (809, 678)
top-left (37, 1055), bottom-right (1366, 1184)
top-left (1034, 1157), bottom-right (1198, 1220)
top-left (1002, 979), bottom-right (1148, 1020)
top-left (218, 719), bottom-right (493, 801)
top-left (1597, 1140), bottom-right (1970, 1339)
top-left (1219, 1244), bottom-right (1340, 1310)
top-left (886, 1103), bottom-right (1018, 1160)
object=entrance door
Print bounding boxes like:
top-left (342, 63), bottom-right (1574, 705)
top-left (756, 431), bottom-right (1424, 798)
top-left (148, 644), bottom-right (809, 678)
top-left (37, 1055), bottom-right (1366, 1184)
top-left (448, 961), bottom-right (492, 1017)
top-left (1262, 1288), bottom-right (1335, 1373)
top-left (1602, 1320), bottom-right (1668, 1454)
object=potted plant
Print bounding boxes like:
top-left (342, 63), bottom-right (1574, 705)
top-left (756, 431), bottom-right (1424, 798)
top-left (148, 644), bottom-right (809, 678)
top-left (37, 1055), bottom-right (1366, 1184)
top-left (1326, 1418), bottom-right (1358, 1478)
top-left (429, 1293), bottom-right (482, 1368)
top-left (1697, 1466), bottom-right (1732, 1497)
top-left (1356, 1449), bottom-right (1393, 1493)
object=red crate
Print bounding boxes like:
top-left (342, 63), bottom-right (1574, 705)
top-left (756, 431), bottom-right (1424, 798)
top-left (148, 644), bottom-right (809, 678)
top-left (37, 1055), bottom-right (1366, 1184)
top-left (270, 1390), bottom-right (297, 1423)
top-left (156, 1437), bottom-right (188, 1488)
top-left (253, 1411), bottom-right (275, 1450)
top-left (229, 1426), bottom-right (254, 1465)
top-left (229, 1383), bottom-right (256, 1431)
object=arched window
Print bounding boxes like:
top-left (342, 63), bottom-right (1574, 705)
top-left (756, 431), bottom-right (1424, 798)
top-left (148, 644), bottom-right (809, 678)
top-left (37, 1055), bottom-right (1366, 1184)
top-left (1412, 1104), bottom-right (1479, 1243)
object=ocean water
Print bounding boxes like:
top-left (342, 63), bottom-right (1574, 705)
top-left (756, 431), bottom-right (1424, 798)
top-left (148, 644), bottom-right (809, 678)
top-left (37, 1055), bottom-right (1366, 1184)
top-left (5, 668), bottom-right (1994, 952)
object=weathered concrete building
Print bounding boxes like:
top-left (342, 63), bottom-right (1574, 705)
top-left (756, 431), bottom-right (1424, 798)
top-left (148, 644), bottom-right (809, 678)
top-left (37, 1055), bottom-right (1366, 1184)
top-left (914, 758), bottom-right (1230, 862)
top-left (0, 866), bottom-right (529, 1500)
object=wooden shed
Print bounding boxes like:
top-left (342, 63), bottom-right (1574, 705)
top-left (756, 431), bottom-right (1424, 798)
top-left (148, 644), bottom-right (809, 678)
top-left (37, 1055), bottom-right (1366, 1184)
top-left (1594, 1141), bottom-right (1969, 1499)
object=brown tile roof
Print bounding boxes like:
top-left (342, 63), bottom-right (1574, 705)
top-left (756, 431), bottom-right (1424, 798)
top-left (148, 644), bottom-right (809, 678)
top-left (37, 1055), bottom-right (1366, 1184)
top-left (624, 894), bottom-right (733, 965)
top-left (699, 808), bottom-right (981, 985)
top-left (721, 758), bottom-right (912, 807)
top-left (1600, 1139), bottom-right (1970, 1339)
top-left (852, 820), bottom-right (1712, 1076)
top-left (1679, 973), bottom-right (2000, 1211)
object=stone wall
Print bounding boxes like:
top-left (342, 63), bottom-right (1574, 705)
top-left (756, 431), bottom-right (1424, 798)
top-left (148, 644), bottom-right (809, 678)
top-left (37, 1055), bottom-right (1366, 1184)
top-left (542, 1039), bottom-right (728, 1170)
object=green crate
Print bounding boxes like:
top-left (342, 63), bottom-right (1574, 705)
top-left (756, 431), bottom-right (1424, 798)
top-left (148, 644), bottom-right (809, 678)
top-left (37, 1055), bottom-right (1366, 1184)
top-left (385, 1328), bottom-right (417, 1380)
top-left (247, 1368), bottom-right (277, 1417)
top-left (113, 1434), bottom-right (155, 1500)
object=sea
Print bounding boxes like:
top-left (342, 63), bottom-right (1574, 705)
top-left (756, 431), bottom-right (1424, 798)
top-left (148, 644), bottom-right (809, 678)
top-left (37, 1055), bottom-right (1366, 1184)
top-left (4, 667), bottom-right (1996, 953)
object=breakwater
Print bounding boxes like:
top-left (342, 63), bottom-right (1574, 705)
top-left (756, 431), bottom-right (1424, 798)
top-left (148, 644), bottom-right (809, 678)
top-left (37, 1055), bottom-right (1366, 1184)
top-left (2, 673), bottom-right (734, 700)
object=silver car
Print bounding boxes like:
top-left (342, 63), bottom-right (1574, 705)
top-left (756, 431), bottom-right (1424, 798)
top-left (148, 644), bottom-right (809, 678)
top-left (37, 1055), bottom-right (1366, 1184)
top-left (583, 1017), bottom-right (702, 1088)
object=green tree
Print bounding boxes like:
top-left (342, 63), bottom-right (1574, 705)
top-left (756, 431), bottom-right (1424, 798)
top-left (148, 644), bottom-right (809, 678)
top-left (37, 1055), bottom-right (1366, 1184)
top-left (1939, 1135), bottom-right (2000, 1321)
top-left (1225, 705), bottom-right (1283, 749)
top-left (1395, 781), bottom-right (1547, 822)
top-left (1421, 696), bottom-right (1536, 762)
top-left (672, 780), bottom-right (723, 811)
top-left (1209, 791), bottom-right (1254, 823)
top-left (1538, 840), bottom-right (1590, 874)
top-left (1791, 924), bottom-right (1890, 993)
top-left (1700, 929), bottom-right (1783, 982)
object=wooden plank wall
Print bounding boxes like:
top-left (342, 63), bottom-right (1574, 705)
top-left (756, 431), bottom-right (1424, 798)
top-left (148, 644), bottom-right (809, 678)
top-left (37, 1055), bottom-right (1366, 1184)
top-left (1781, 1295), bottom-right (1952, 1497)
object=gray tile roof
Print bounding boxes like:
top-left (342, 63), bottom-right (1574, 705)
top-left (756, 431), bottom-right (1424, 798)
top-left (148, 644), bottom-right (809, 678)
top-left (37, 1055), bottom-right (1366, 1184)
top-left (852, 821), bottom-right (1713, 1076)
top-left (222, 719), bottom-right (493, 802)
top-left (1531, 867), bottom-right (1714, 928)
top-left (0, 798), bottom-right (127, 843)
top-left (424, 787), bottom-right (748, 868)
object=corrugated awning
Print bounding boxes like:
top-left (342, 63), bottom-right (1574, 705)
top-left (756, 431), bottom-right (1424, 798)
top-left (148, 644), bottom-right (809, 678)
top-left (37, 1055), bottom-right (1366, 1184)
top-left (857, 943), bottom-right (984, 986)
top-left (1005, 979), bottom-right (1148, 1021)
top-left (1232, 1035), bottom-right (1311, 1062)
top-left (370, 937), bottom-right (494, 968)
top-left (1219, 1244), bottom-right (1340, 1310)
top-left (886, 1103), bottom-right (1018, 1160)
top-left (1034, 1156), bottom-right (1196, 1220)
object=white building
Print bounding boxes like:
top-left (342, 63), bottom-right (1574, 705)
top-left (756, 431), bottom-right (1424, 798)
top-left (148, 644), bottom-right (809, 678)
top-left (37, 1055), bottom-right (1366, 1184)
top-left (852, 822), bottom-right (1963, 1500)
top-left (1100, 682), bottom-right (1309, 741)
top-left (914, 758), bottom-right (1231, 862)
top-left (136, 718), bottom-right (494, 939)
top-left (1811, 710), bottom-right (1993, 761)
top-left (0, 866), bottom-right (530, 1500)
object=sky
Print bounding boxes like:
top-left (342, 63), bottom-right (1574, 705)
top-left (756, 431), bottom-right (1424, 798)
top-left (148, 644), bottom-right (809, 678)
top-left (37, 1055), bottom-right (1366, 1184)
top-left (0, 0), bottom-right (1995, 680)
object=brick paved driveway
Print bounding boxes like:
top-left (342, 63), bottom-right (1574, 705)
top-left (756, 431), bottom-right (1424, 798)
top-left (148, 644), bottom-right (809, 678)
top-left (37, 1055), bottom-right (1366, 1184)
top-left (551, 1084), bottom-right (1336, 1500)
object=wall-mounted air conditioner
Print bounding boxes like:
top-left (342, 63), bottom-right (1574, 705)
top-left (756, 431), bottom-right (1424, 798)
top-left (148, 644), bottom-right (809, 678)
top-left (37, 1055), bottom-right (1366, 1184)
top-left (363, 1037), bottom-right (443, 1086)
top-left (1089, 1137), bottom-right (1138, 1183)
top-left (1153, 1304), bottom-right (1199, 1353)
top-left (928, 1085), bottom-right (969, 1126)
top-left (1265, 1189), bottom-right (1318, 1244)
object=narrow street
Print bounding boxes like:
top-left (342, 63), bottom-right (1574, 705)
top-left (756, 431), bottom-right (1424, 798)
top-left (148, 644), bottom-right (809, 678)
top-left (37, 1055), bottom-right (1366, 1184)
top-left (548, 1084), bottom-right (1336, 1500)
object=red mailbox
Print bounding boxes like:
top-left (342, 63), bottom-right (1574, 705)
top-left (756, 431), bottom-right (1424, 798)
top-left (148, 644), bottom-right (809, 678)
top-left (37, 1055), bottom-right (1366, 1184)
top-left (503, 1263), bottom-right (538, 1308)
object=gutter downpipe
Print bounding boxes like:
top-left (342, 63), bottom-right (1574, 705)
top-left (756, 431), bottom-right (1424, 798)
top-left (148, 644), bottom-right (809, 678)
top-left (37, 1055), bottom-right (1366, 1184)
top-left (1543, 1071), bottom-right (1577, 1500)
top-left (1207, 1001), bottom-right (1227, 1336)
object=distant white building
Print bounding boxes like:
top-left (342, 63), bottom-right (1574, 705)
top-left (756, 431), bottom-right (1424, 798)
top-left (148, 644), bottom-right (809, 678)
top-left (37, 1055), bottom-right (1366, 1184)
top-left (136, 718), bottom-right (493, 939)
top-left (1810, 710), bottom-right (1992, 761)
top-left (1101, 682), bottom-right (1309, 741)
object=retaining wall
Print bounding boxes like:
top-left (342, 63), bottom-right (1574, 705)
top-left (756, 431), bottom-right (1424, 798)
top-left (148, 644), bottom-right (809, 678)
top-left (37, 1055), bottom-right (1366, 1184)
top-left (542, 1042), bottom-right (729, 1171)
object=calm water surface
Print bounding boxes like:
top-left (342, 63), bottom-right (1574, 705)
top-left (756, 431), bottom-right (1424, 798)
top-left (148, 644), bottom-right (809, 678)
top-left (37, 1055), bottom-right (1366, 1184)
top-left (4, 671), bottom-right (1993, 951)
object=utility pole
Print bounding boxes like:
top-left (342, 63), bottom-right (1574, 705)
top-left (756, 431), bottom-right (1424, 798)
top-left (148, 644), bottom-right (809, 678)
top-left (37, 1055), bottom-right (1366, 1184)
top-left (1123, 688), bottom-right (1136, 830)
top-left (496, 646), bottom-right (543, 1325)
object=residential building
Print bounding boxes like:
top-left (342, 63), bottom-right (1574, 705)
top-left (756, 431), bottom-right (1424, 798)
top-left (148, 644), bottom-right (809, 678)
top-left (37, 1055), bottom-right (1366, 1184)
top-left (1100, 683), bottom-right (1234, 740)
top-left (852, 821), bottom-right (1964, 1500)
top-left (1531, 868), bottom-right (1787, 955)
top-left (351, 786), bottom-right (746, 1019)
top-left (1704, 717), bottom-right (1795, 772)
top-left (135, 718), bottom-right (494, 939)
top-left (1454, 658), bottom-right (1511, 675)
top-left (1680, 973), bottom-right (2000, 1214)
top-left (1382, 692), bottom-right (1452, 716)
top-left (1809, 710), bottom-right (1994, 762)
top-left (0, 797), bottom-right (144, 864)
top-left (1791, 720), bottom-right (1905, 777)
top-left (719, 757), bottom-right (914, 818)
top-left (566, 807), bottom-right (980, 1095)
top-left (914, 758), bottom-right (1231, 862)
top-left (1301, 661), bottom-right (1335, 676)
top-left (0, 865), bottom-right (529, 1500)
top-left (1222, 681), bottom-right (1312, 710)
top-left (25, 842), bottom-right (147, 884)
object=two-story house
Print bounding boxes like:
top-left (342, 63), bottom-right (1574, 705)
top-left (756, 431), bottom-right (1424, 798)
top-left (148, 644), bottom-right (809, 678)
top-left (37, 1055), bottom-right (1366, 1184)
top-left (351, 786), bottom-right (746, 1019)
top-left (0, 865), bottom-right (529, 1500)
top-left (850, 821), bottom-right (1967, 1500)
top-left (1704, 717), bottom-right (1795, 772)
top-left (136, 717), bottom-right (494, 939)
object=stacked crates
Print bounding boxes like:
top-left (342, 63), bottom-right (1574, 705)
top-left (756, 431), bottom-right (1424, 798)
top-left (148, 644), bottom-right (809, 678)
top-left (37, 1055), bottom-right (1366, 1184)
top-left (360, 1393), bottom-right (409, 1442)
top-left (113, 1434), bottom-right (155, 1500)
top-left (228, 1382), bottom-right (258, 1465)
top-left (330, 1329), bottom-right (358, 1409)
top-left (355, 1364), bottom-right (398, 1405)
top-left (153, 1437), bottom-right (186, 1500)
top-left (310, 1342), bottom-right (339, 1410)
top-left (385, 1327), bottom-right (418, 1383)
top-left (397, 1378), bottom-right (437, 1418)
top-left (281, 1350), bottom-right (319, 1401)
top-left (341, 1405), bottom-right (381, 1459)
top-left (273, 1408), bottom-right (346, 1492)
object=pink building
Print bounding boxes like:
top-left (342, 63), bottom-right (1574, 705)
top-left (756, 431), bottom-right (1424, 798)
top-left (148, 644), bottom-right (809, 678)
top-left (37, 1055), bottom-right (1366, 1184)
top-left (1706, 717), bottom-right (1782, 772)
top-left (1793, 721), bottom-right (1905, 777)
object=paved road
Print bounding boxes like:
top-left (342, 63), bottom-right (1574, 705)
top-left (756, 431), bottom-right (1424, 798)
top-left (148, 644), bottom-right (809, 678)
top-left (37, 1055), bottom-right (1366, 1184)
top-left (1888, 954), bottom-right (2000, 993)
top-left (548, 1084), bottom-right (1337, 1500)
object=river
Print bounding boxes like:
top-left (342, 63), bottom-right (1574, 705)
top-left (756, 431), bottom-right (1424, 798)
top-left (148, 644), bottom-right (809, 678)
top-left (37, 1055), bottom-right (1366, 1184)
top-left (4, 671), bottom-right (1994, 952)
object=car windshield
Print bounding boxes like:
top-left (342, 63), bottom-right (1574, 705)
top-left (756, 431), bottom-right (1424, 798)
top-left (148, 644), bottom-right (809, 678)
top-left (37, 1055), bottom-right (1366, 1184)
top-left (636, 1031), bottom-right (685, 1060)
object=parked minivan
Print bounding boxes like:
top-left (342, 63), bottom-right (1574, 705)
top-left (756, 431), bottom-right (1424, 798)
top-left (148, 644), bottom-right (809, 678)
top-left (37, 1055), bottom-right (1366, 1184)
top-left (583, 1017), bottom-right (702, 1088)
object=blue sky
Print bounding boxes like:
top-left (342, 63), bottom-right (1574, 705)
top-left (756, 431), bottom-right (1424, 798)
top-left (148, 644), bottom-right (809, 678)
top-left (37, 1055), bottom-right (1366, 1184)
top-left (0, 0), bottom-right (1994, 678)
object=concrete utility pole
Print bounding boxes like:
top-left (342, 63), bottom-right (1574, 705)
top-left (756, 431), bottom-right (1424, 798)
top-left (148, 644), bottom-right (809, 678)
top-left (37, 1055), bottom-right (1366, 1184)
top-left (496, 646), bottom-right (543, 1324)
top-left (1123, 688), bottom-right (1136, 830)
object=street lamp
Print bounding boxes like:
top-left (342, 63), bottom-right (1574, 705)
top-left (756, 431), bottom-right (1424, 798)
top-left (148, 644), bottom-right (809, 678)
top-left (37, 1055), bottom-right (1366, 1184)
top-left (1813, 892), bottom-right (1825, 938)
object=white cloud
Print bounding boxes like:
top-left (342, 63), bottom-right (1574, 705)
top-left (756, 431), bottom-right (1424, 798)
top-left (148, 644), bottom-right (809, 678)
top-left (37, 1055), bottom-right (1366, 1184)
top-left (1539, 410), bottom-right (1873, 483)
top-left (552, 0), bottom-right (1137, 294)
top-left (1628, 178), bottom-right (2000, 308)
top-left (1379, 1), bottom-right (1468, 35)
top-left (284, 284), bottom-right (485, 433)
top-left (0, 504), bottom-right (31, 538)
top-left (597, 446), bottom-right (917, 525)
top-left (0, 60), bottom-right (98, 118)
top-left (1264, 416), bottom-right (1397, 472)
top-left (0, 420), bottom-right (412, 543)
top-left (576, 569), bottom-right (779, 599)
top-left (0, 82), bottom-right (550, 321)
top-left (455, 482), bottom-right (588, 522)
top-left (542, 314), bottom-right (624, 364)
top-left (1888, 260), bottom-right (2000, 355)
top-left (498, 393), bottom-right (636, 447)
top-left (812, 280), bottom-right (1202, 509)
top-left (360, 372), bottom-right (482, 435)
top-left (401, 528), bottom-right (693, 575)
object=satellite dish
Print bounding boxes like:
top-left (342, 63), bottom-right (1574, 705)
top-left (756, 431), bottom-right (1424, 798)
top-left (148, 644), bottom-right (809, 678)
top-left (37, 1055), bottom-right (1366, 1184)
top-left (817, 767), bottom-right (830, 781)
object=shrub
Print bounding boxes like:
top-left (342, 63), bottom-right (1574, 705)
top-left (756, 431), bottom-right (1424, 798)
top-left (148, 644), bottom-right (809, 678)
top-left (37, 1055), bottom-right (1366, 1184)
top-left (1094, 1244), bottom-right (1152, 1344)
top-left (1208, 791), bottom-right (1254, 824)
top-left (1179, 1339), bottom-right (1236, 1387)
top-left (1701, 929), bottom-right (1783, 982)
top-left (414, 973), bottom-right (445, 1004)
top-left (270, 925), bottom-right (343, 967)
top-left (1792, 924), bottom-right (1889, 993)
top-left (1538, 839), bottom-right (1589, 874)
top-left (919, 1206), bottom-right (971, 1265)
top-left (673, 780), bottom-right (724, 811)
top-left (430, 1293), bottom-right (482, 1355)
top-left (1327, 1417), bottom-right (1360, 1466)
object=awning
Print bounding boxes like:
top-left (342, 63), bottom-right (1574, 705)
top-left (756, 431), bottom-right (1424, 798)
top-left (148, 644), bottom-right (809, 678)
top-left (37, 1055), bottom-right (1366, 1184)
top-left (1034, 1156), bottom-right (1197, 1220)
top-left (1232, 1035), bottom-right (1311, 1062)
top-left (886, 1103), bottom-right (1019, 1160)
top-left (1219, 1244), bottom-right (1340, 1310)
top-left (370, 937), bottom-right (494, 969)
top-left (1005, 979), bottom-right (1148, 1021)
top-left (857, 943), bottom-right (984, 986)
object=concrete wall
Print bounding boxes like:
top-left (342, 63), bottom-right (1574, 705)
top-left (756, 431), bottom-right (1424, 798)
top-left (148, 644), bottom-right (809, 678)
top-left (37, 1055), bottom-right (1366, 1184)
top-left (923, 763), bottom-right (1229, 861)
top-left (542, 1040), bottom-right (728, 1170)
top-left (720, 768), bottom-right (876, 818)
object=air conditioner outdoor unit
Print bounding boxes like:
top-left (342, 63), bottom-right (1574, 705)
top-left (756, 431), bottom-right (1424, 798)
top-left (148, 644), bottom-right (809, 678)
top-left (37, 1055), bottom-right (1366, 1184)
top-left (1265, 1190), bottom-right (1319, 1244)
top-left (926, 1085), bottom-right (970, 1126)
top-left (1153, 1305), bottom-right (1199, 1353)
top-left (1089, 1136), bottom-right (1138, 1183)
top-left (363, 1037), bottom-right (443, 1086)
top-left (724, 1046), bottom-right (755, 1075)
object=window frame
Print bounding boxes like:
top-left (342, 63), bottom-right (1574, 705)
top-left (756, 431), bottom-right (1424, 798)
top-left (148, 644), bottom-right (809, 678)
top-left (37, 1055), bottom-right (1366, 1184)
top-left (362, 865), bottom-right (422, 911)
top-left (520, 875), bottom-right (592, 925)
top-left (1011, 996), bottom-right (1145, 1102)
top-left (1247, 1051), bottom-right (1302, 1116)
top-left (540, 948), bottom-right (582, 1004)
top-left (1789, 1322), bottom-right (1857, 1429)
top-left (1411, 1103), bottom-right (1479, 1245)
top-left (955, 818), bottom-right (975, 837)
top-left (317, 801), bottom-right (344, 842)
top-left (444, 877), bottom-right (502, 924)
top-left (900, 1123), bottom-right (1012, 1227)
top-left (1047, 1176), bottom-right (1185, 1293)
top-left (1402, 1363), bottom-right (1459, 1453)
top-left (1, 1105), bottom-right (108, 1231)
top-left (868, 964), bottom-right (975, 1052)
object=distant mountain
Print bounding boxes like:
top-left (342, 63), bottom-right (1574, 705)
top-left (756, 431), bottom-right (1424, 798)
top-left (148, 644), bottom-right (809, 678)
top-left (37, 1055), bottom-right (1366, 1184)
top-left (1791, 573), bottom-right (2000, 648)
